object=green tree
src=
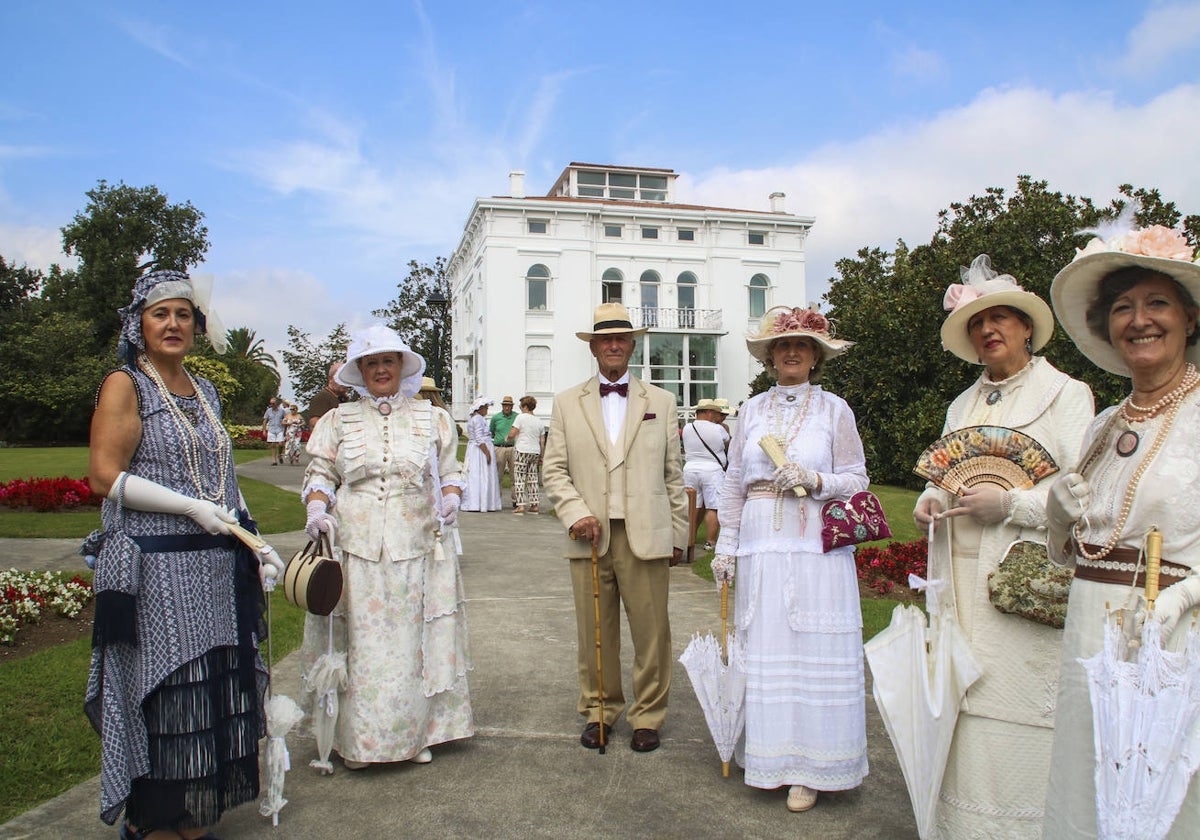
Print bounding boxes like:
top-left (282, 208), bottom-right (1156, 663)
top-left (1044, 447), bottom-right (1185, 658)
top-left (822, 176), bottom-right (1195, 487)
top-left (225, 327), bottom-right (280, 374)
top-left (282, 323), bottom-right (350, 407)
top-left (0, 256), bottom-right (43, 312)
top-left (183, 356), bottom-right (241, 409)
top-left (373, 258), bottom-right (452, 403)
top-left (52, 180), bottom-right (209, 349)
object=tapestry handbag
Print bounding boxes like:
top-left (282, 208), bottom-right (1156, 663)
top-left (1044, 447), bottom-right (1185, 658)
top-left (820, 490), bottom-right (892, 552)
top-left (986, 540), bottom-right (1072, 629)
top-left (284, 531), bottom-right (343, 616)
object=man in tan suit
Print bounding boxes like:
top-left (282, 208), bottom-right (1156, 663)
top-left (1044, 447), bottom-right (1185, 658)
top-left (542, 303), bottom-right (688, 753)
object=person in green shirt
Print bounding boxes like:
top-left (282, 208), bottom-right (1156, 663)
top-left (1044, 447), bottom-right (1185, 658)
top-left (489, 396), bottom-right (517, 505)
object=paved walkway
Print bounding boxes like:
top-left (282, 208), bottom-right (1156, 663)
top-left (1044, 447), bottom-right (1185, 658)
top-left (0, 457), bottom-right (918, 839)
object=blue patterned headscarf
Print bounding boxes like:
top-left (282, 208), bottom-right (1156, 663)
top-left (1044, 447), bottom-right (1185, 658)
top-left (117, 269), bottom-right (226, 364)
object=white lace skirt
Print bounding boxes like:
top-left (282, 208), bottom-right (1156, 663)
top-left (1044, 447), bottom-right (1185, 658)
top-left (733, 497), bottom-right (867, 791)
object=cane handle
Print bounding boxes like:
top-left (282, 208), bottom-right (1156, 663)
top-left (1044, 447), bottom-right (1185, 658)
top-left (1145, 527), bottom-right (1162, 610)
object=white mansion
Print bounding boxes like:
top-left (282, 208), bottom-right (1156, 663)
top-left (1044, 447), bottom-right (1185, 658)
top-left (444, 162), bottom-right (814, 421)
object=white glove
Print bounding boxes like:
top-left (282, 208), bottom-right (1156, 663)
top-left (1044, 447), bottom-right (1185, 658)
top-left (113, 472), bottom-right (236, 535)
top-left (913, 496), bottom-right (943, 530)
top-left (258, 545), bottom-right (286, 585)
top-left (1047, 473), bottom-right (1089, 530)
top-left (440, 493), bottom-right (461, 527)
top-left (1151, 575), bottom-right (1200, 640)
top-left (944, 486), bottom-right (1013, 525)
top-left (772, 463), bottom-right (817, 494)
top-left (305, 500), bottom-right (336, 540)
top-left (712, 554), bottom-right (736, 585)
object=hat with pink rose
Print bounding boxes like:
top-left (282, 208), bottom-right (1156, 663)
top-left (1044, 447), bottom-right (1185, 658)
top-left (1051, 224), bottom-right (1200, 376)
top-left (940, 254), bottom-right (1055, 364)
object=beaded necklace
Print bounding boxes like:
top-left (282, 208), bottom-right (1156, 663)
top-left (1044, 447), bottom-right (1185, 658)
top-left (1073, 370), bottom-right (1200, 561)
top-left (766, 383), bottom-right (815, 450)
top-left (137, 353), bottom-right (231, 503)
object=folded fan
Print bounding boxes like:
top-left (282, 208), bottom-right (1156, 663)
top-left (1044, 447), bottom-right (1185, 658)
top-left (913, 425), bottom-right (1058, 496)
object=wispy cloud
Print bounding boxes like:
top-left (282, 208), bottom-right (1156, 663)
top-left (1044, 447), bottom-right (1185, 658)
top-left (1120, 1), bottom-right (1200, 75)
top-left (115, 16), bottom-right (192, 68)
top-left (889, 45), bottom-right (945, 81)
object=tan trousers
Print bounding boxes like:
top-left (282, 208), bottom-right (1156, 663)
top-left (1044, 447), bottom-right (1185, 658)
top-left (495, 445), bottom-right (515, 499)
top-left (569, 519), bottom-right (671, 731)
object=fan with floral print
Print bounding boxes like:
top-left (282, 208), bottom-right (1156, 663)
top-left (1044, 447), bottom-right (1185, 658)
top-left (913, 425), bottom-right (1058, 496)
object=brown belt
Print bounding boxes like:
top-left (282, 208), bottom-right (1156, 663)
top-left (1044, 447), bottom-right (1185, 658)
top-left (1072, 543), bottom-right (1191, 587)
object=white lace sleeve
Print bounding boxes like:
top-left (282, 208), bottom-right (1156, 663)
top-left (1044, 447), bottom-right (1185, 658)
top-left (809, 397), bottom-right (869, 501)
top-left (714, 402), bottom-right (749, 556)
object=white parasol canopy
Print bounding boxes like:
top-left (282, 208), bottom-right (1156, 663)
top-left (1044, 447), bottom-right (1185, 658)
top-left (679, 581), bottom-right (746, 776)
top-left (863, 522), bottom-right (982, 838)
top-left (303, 615), bottom-right (347, 775)
top-left (259, 693), bottom-right (304, 825)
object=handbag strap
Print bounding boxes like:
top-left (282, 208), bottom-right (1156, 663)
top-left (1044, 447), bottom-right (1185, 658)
top-left (688, 422), bottom-right (728, 471)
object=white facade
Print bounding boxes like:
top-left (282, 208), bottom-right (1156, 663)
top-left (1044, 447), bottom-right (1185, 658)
top-left (444, 163), bottom-right (814, 421)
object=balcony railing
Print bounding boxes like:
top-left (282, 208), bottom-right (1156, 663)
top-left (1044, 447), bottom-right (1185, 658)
top-left (629, 307), bottom-right (722, 331)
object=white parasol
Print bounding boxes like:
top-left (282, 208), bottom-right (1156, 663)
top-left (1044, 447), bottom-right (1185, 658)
top-left (303, 612), bottom-right (347, 775)
top-left (1080, 529), bottom-right (1200, 840)
top-left (679, 581), bottom-right (747, 776)
top-left (863, 521), bottom-right (982, 838)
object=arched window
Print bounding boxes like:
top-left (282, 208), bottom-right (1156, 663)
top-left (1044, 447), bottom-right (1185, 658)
top-left (527, 264), bottom-right (550, 311)
top-left (640, 270), bottom-right (660, 327)
top-left (602, 268), bottom-right (623, 304)
top-left (677, 271), bottom-right (697, 328)
top-left (749, 273), bottom-right (770, 318)
top-left (525, 345), bottom-right (551, 392)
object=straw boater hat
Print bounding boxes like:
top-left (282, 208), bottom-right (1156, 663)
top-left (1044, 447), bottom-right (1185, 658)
top-left (746, 304), bottom-right (853, 361)
top-left (1051, 224), bottom-right (1200, 377)
top-left (575, 302), bottom-right (649, 341)
top-left (419, 376), bottom-right (441, 392)
top-left (695, 398), bottom-right (731, 415)
top-left (336, 324), bottom-right (425, 391)
top-left (940, 254), bottom-right (1055, 364)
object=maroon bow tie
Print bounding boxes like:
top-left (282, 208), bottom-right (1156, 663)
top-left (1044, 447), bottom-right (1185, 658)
top-left (599, 382), bottom-right (628, 397)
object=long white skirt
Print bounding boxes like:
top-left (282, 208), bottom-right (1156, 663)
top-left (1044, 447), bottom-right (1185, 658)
top-left (462, 444), bottom-right (501, 511)
top-left (733, 499), bottom-right (868, 791)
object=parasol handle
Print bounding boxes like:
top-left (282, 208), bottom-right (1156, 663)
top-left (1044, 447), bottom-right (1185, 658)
top-left (758, 436), bottom-right (806, 497)
top-left (720, 581), bottom-right (729, 665)
top-left (1145, 527), bottom-right (1162, 611)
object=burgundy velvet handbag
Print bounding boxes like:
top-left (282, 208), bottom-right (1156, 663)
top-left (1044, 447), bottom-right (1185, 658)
top-left (820, 491), bottom-right (892, 552)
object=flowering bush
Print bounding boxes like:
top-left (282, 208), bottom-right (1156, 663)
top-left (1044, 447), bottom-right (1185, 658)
top-left (855, 538), bottom-right (928, 595)
top-left (0, 476), bottom-right (102, 512)
top-left (227, 424), bottom-right (269, 449)
top-left (1, 569), bottom-right (94, 645)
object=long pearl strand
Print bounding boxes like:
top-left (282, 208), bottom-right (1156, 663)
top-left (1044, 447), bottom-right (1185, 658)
top-left (137, 353), bottom-right (231, 503)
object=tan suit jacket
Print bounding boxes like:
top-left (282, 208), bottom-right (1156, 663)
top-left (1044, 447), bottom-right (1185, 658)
top-left (543, 375), bottom-right (688, 557)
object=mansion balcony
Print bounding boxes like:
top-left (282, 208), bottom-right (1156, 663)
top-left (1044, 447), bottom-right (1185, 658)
top-left (629, 307), bottom-right (723, 331)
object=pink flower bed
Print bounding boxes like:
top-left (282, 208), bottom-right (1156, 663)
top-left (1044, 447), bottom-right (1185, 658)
top-left (0, 476), bottom-right (102, 512)
top-left (855, 538), bottom-right (928, 595)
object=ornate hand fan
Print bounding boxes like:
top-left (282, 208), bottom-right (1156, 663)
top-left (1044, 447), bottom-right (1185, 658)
top-left (913, 425), bottom-right (1059, 495)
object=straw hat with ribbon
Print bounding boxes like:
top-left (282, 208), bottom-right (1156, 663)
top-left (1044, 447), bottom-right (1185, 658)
top-left (575, 302), bottom-right (649, 341)
top-left (695, 398), bottom-right (732, 416)
top-left (1051, 224), bottom-right (1200, 377)
top-left (940, 255), bottom-right (1055, 365)
top-left (746, 304), bottom-right (853, 361)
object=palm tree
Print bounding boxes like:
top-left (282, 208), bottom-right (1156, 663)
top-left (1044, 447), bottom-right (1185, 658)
top-left (225, 326), bottom-right (279, 375)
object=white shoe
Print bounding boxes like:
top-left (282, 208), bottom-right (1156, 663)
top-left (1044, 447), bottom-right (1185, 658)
top-left (343, 758), bottom-right (369, 770)
top-left (409, 748), bottom-right (433, 764)
top-left (786, 785), bottom-right (818, 812)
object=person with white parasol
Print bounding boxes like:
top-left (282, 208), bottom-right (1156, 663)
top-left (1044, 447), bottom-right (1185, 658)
top-left (910, 255), bottom-right (1094, 837)
top-left (1044, 224), bottom-right (1200, 838)
top-left (711, 304), bottom-right (867, 813)
top-left (300, 325), bottom-right (473, 771)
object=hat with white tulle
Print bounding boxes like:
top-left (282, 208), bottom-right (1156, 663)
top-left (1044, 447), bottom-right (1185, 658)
top-left (940, 255), bottom-right (1054, 364)
top-left (1051, 224), bottom-right (1200, 376)
top-left (117, 269), bottom-right (228, 364)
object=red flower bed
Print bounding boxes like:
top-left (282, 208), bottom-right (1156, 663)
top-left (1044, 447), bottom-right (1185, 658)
top-left (0, 476), bottom-right (103, 512)
top-left (855, 538), bottom-right (928, 596)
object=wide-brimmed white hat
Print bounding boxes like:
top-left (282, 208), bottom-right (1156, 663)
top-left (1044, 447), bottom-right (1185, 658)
top-left (469, 396), bottom-right (494, 413)
top-left (1051, 225), bottom-right (1200, 377)
top-left (940, 255), bottom-right (1055, 364)
top-left (746, 304), bottom-right (853, 362)
top-left (575, 302), bottom-right (649, 341)
top-left (337, 324), bottom-right (425, 390)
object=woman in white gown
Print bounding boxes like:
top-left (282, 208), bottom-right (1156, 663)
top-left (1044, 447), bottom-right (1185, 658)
top-left (462, 397), bottom-right (501, 512)
top-left (913, 255), bottom-right (1093, 838)
top-left (712, 305), bottom-right (868, 814)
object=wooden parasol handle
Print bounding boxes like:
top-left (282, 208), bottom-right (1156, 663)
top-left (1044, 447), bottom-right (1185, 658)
top-left (1145, 527), bottom-right (1162, 611)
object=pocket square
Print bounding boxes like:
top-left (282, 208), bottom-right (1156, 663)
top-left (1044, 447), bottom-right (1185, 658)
top-left (643, 412), bottom-right (656, 420)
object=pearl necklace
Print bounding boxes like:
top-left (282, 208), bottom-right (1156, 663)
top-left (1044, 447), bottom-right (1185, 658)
top-left (137, 353), bottom-right (231, 503)
top-left (1121, 363), bottom-right (1199, 420)
top-left (767, 384), bottom-right (815, 450)
top-left (1073, 372), bottom-right (1199, 561)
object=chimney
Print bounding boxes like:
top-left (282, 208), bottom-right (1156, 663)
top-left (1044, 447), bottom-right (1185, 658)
top-left (509, 170), bottom-right (526, 198)
top-left (769, 191), bottom-right (786, 213)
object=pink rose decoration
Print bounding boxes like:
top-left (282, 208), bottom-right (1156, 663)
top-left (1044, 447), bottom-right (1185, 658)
top-left (1123, 225), bottom-right (1194, 261)
top-left (772, 307), bottom-right (830, 336)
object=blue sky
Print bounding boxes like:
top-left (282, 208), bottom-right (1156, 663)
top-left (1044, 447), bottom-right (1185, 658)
top-left (3, 1), bottom-right (1200, 397)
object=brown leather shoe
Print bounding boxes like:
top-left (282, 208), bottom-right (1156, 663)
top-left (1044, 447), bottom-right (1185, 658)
top-left (580, 722), bottom-right (613, 749)
top-left (630, 728), bottom-right (661, 752)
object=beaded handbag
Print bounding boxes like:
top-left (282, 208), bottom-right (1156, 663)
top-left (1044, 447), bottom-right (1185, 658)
top-left (820, 491), bottom-right (892, 552)
top-left (986, 540), bottom-right (1072, 629)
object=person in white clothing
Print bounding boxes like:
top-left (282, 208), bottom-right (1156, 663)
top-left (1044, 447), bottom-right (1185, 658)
top-left (682, 398), bottom-right (731, 550)
top-left (712, 304), bottom-right (867, 814)
top-left (462, 397), bottom-right (501, 512)
top-left (913, 255), bottom-right (1094, 838)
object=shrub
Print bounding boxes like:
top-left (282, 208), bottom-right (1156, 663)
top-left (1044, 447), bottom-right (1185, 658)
top-left (0, 476), bottom-right (102, 512)
top-left (855, 538), bottom-right (928, 596)
top-left (1, 569), bottom-right (94, 645)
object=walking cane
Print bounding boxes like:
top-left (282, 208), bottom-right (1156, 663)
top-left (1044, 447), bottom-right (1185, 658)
top-left (570, 527), bottom-right (606, 753)
top-left (720, 579), bottom-right (730, 778)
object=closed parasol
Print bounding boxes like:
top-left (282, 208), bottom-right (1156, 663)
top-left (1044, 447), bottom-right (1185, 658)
top-left (1080, 528), bottom-right (1200, 840)
top-left (679, 581), bottom-right (747, 776)
top-left (863, 522), bottom-right (982, 839)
